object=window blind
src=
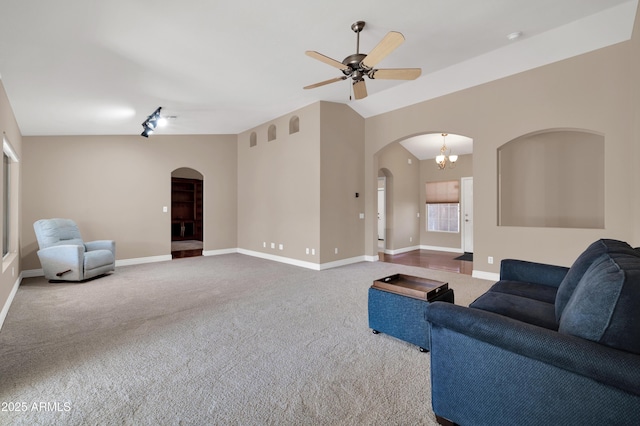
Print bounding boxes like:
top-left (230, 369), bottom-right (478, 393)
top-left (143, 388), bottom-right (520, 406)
top-left (426, 180), bottom-right (459, 203)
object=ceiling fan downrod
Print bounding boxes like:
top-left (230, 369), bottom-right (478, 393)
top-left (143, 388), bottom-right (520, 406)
top-left (351, 21), bottom-right (365, 54)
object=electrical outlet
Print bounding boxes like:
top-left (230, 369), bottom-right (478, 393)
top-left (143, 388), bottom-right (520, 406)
top-left (271, 243), bottom-right (275, 249)
top-left (306, 248), bottom-right (309, 255)
top-left (335, 248), bottom-right (338, 254)
top-left (488, 256), bottom-right (494, 264)
top-left (311, 249), bottom-right (315, 255)
top-left (279, 244), bottom-right (283, 250)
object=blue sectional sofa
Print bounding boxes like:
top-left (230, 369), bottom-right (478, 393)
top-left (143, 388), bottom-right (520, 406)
top-left (426, 239), bottom-right (640, 426)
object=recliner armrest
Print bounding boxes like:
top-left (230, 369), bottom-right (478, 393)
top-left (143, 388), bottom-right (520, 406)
top-left (84, 240), bottom-right (115, 255)
top-left (500, 259), bottom-right (569, 287)
top-left (427, 302), bottom-right (640, 396)
top-left (36, 244), bottom-right (85, 281)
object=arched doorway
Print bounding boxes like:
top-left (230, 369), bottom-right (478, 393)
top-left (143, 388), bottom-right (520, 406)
top-left (171, 167), bottom-right (204, 258)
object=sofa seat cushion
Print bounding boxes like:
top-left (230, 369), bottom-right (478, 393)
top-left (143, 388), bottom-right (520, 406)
top-left (470, 291), bottom-right (558, 330)
top-left (559, 252), bottom-right (640, 354)
top-left (84, 249), bottom-right (115, 271)
top-left (487, 280), bottom-right (558, 304)
top-left (556, 239), bottom-right (639, 321)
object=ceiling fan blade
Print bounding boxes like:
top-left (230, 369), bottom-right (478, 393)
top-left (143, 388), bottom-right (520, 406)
top-left (361, 31), bottom-right (405, 69)
top-left (370, 68), bottom-right (422, 80)
top-left (353, 80), bottom-right (368, 100)
top-left (305, 51), bottom-right (347, 70)
top-left (304, 76), bottom-right (347, 90)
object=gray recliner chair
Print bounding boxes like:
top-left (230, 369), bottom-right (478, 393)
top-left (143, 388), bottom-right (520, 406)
top-left (33, 218), bottom-right (116, 281)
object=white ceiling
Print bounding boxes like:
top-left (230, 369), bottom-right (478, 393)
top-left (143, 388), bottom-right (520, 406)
top-left (401, 133), bottom-right (473, 161)
top-left (0, 0), bottom-right (636, 138)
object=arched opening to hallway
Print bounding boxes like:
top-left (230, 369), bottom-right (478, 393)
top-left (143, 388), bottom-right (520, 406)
top-left (374, 132), bottom-right (474, 274)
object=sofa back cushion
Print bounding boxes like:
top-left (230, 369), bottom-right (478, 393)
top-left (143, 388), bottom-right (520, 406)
top-left (558, 252), bottom-right (640, 354)
top-left (555, 239), bottom-right (638, 320)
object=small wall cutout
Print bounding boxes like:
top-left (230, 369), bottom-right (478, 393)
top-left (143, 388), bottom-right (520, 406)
top-left (249, 132), bottom-right (257, 147)
top-left (268, 124), bottom-right (277, 142)
top-left (289, 116), bottom-right (300, 134)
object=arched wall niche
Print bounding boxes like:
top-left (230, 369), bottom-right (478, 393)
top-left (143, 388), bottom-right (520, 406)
top-left (249, 132), bottom-right (257, 148)
top-left (268, 124), bottom-right (277, 141)
top-left (498, 128), bottom-right (604, 229)
top-left (289, 116), bottom-right (300, 134)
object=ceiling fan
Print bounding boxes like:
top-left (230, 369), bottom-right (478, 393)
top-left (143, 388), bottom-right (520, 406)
top-left (304, 21), bottom-right (421, 100)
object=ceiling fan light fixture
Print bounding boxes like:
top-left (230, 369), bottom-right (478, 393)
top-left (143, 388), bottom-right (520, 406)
top-left (435, 133), bottom-right (457, 169)
top-left (303, 21), bottom-right (421, 100)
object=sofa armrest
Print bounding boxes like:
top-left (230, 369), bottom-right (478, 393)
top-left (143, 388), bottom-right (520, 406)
top-left (500, 259), bottom-right (569, 288)
top-left (427, 302), bottom-right (640, 396)
top-left (85, 240), bottom-right (115, 255)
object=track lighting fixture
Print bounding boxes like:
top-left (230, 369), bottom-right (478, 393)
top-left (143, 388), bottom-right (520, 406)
top-left (141, 107), bottom-right (162, 138)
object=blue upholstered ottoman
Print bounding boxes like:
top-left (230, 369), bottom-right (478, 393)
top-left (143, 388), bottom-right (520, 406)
top-left (368, 274), bottom-right (454, 352)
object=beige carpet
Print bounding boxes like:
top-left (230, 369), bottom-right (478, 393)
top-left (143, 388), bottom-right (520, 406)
top-left (0, 254), bottom-right (493, 425)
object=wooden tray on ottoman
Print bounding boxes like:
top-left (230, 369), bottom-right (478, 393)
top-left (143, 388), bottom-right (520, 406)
top-left (372, 273), bottom-right (448, 301)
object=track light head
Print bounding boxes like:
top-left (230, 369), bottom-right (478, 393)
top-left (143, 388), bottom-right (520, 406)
top-left (140, 106), bottom-right (163, 138)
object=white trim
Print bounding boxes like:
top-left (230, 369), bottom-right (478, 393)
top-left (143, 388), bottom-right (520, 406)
top-left (238, 248), bottom-right (320, 270)
top-left (202, 248), bottom-right (238, 257)
top-left (419, 245), bottom-right (464, 254)
top-left (384, 245), bottom-right (421, 255)
top-left (116, 255), bottom-right (172, 267)
top-left (318, 256), bottom-right (368, 270)
top-left (237, 249), bottom-right (368, 271)
top-left (21, 268), bottom-right (43, 278)
top-left (0, 273), bottom-right (21, 331)
top-left (2, 134), bottom-right (19, 162)
top-left (364, 254), bottom-right (380, 262)
top-left (472, 270), bottom-right (500, 282)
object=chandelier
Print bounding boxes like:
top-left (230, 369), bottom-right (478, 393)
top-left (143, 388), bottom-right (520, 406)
top-left (435, 133), bottom-right (458, 169)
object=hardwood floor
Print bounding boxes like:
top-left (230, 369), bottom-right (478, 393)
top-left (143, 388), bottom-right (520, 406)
top-left (379, 249), bottom-right (473, 275)
top-left (171, 240), bottom-right (203, 259)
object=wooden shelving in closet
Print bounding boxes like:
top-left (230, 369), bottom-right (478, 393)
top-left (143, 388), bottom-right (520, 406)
top-left (171, 177), bottom-right (203, 241)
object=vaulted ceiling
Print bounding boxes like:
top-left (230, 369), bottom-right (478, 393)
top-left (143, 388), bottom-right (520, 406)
top-left (0, 0), bottom-right (636, 137)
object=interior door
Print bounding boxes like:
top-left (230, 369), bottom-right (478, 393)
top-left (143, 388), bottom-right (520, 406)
top-left (462, 177), bottom-right (474, 253)
top-left (377, 178), bottom-right (386, 242)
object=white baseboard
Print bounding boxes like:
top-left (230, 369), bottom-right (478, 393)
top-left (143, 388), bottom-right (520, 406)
top-left (203, 248), bottom-right (238, 257)
top-left (472, 270), bottom-right (500, 281)
top-left (364, 254), bottom-right (380, 262)
top-left (237, 249), bottom-right (320, 270)
top-left (419, 245), bottom-right (464, 254)
top-left (318, 256), bottom-right (368, 270)
top-left (237, 249), bottom-right (368, 271)
top-left (384, 245), bottom-right (421, 255)
top-left (116, 255), bottom-right (172, 267)
top-left (22, 268), bottom-right (44, 278)
top-left (0, 274), bottom-right (21, 331)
